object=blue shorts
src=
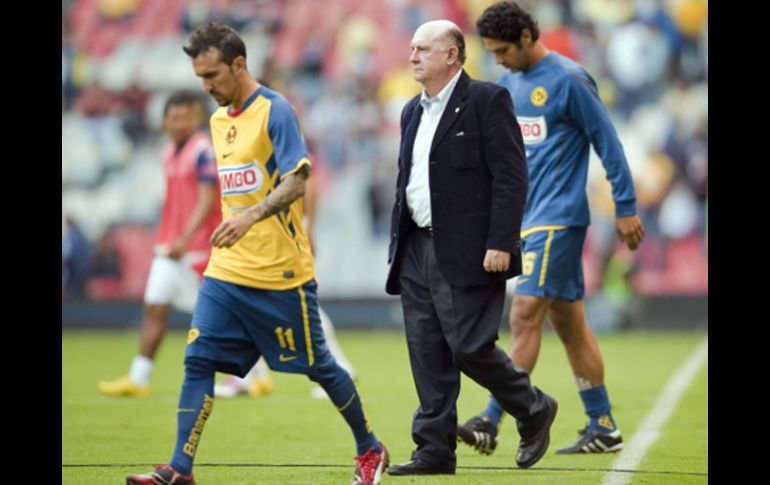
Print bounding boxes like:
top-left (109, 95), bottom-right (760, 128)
top-left (513, 226), bottom-right (586, 302)
top-left (185, 276), bottom-right (333, 377)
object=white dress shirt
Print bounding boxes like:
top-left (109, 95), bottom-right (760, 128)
top-left (406, 69), bottom-right (463, 228)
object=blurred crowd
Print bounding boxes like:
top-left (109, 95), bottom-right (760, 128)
top-left (62, 0), bottom-right (707, 301)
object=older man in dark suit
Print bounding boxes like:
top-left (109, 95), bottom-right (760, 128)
top-left (386, 20), bottom-right (558, 476)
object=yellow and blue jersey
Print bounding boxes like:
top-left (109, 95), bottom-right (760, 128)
top-left (498, 52), bottom-right (637, 230)
top-left (204, 86), bottom-right (314, 290)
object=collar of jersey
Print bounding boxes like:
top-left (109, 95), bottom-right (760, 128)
top-left (524, 51), bottom-right (555, 75)
top-left (227, 87), bottom-right (262, 117)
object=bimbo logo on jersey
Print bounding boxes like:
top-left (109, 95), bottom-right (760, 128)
top-left (517, 116), bottom-right (547, 145)
top-left (218, 162), bottom-right (263, 196)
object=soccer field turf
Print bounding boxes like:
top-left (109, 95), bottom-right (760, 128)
top-left (62, 329), bottom-right (707, 484)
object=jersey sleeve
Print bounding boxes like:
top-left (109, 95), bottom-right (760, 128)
top-left (563, 70), bottom-right (637, 217)
top-left (267, 97), bottom-right (311, 179)
top-left (195, 144), bottom-right (218, 185)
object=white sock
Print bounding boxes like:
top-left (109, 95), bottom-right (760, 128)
top-left (224, 375), bottom-right (249, 389)
top-left (245, 359), bottom-right (270, 381)
top-left (129, 355), bottom-right (154, 386)
top-left (319, 306), bottom-right (355, 377)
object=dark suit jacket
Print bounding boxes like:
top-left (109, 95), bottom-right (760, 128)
top-left (386, 70), bottom-right (528, 295)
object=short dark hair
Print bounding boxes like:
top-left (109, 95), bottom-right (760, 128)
top-left (163, 90), bottom-right (207, 117)
top-left (183, 21), bottom-right (246, 65)
top-left (476, 1), bottom-right (540, 46)
top-left (448, 27), bottom-right (466, 65)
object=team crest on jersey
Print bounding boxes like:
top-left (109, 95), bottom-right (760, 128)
top-left (219, 162), bottom-right (264, 196)
top-left (530, 86), bottom-right (548, 106)
top-left (226, 125), bottom-right (237, 144)
top-left (187, 328), bottom-right (200, 344)
top-left (517, 116), bottom-right (548, 145)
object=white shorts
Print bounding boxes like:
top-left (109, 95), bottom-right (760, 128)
top-left (143, 255), bottom-right (202, 313)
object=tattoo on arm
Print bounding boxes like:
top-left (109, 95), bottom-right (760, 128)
top-left (244, 166), bottom-right (309, 224)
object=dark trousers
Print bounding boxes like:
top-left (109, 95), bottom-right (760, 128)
top-left (398, 229), bottom-right (549, 467)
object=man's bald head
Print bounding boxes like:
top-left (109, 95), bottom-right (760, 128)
top-left (412, 20), bottom-right (466, 66)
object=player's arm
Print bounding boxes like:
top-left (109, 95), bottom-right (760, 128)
top-left (169, 147), bottom-right (219, 258)
top-left (169, 183), bottom-right (218, 258)
top-left (211, 165), bottom-right (309, 248)
top-left (303, 173), bottom-right (318, 249)
top-left (565, 73), bottom-right (644, 250)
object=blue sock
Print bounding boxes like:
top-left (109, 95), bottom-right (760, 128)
top-left (481, 395), bottom-right (505, 427)
top-left (169, 358), bottom-right (216, 475)
top-left (579, 384), bottom-right (617, 432)
top-left (310, 354), bottom-right (380, 455)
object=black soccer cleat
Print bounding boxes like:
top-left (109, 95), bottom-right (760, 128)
top-left (457, 415), bottom-right (499, 455)
top-left (556, 426), bottom-right (624, 454)
top-left (126, 464), bottom-right (195, 485)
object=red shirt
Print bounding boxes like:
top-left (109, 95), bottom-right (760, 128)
top-left (157, 131), bottom-right (221, 275)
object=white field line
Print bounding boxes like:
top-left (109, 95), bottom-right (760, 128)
top-left (600, 337), bottom-right (708, 485)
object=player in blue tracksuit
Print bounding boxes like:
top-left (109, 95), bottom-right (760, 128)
top-left (457, 2), bottom-right (645, 456)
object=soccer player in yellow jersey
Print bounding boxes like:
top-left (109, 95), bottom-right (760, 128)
top-left (126, 22), bottom-right (388, 485)
top-left (213, 173), bottom-right (359, 400)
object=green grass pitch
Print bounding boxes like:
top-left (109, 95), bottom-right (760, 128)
top-left (63, 329), bottom-right (707, 484)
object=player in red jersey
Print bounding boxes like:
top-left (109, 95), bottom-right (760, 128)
top-left (99, 91), bottom-right (221, 398)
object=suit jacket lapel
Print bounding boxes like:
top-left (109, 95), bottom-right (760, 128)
top-left (403, 102), bottom-right (423, 177)
top-left (430, 70), bottom-right (469, 155)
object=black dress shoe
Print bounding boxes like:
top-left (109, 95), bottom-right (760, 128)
top-left (516, 395), bottom-right (558, 468)
top-left (387, 458), bottom-right (455, 476)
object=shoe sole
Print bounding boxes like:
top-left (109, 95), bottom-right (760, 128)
top-left (125, 474), bottom-right (194, 485)
top-left (125, 477), bottom-right (150, 485)
top-left (386, 458), bottom-right (455, 476)
top-left (556, 440), bottom-right (624, 454)
top-left (387, 468), bottom-right (455, 476)
top-left (517, 397), bottom-right (558, 469)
